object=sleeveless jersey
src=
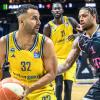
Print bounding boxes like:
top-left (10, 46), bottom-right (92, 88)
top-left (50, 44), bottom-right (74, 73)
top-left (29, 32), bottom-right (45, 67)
top-left (79, 26), bottom-right (100, 76)
top-left (49, 16), bottom-right (76, 81)
top-left (49, 16), bottom-right (73, 59)
top-left (6, 31), bottom-right (54, 93)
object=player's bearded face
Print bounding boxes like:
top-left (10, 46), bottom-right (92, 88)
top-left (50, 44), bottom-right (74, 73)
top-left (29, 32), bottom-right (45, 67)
top-left (79, 9), bottom-right (94, 31)
top-left (25, 20), bottom-right (40, 34)
top-left (23, 9), bottom-right (41, 34)
top-left (52, 4), bottom-right (63, 18)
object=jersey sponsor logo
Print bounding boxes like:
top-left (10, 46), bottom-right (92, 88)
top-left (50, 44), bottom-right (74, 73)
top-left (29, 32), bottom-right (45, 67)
top-left (65, 22), bottom-right (69, 27)
top-left (10, 48), bottom-right (15, 52)
top-left (51, 26), bottom-right (57, 32)
top-left (11, 54), bottom-right (15, 58)
top-left (81, 68), bottom-right (90, 74)
top-left (13, 72), bottom-right (42, 80)
top-left (34, 50), bottom-right (40, 58)
top-left (92, 57), bottom-right (100, 68)
top-left (10, 48), bottom-right (15, 57)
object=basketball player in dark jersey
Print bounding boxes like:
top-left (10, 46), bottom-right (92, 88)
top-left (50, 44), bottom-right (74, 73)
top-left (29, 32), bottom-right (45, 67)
top-left (58, 6), bottom-right (100, 100)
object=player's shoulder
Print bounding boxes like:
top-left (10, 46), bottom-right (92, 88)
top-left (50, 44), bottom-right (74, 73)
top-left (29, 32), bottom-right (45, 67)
top-left (0, 32), bottom-right (13, 45)
top-left (0, 35), bottom-right (7, 45)
top-left (44, 19), bottom-right (52, 27)
top-left (97, 28), bottom-right (100, 33)
top-left (68, 16), bottom-right (76, 21)
top-left (44, 23), bottom-right (50, 28)
top-left (44, 36), bottom-right (53, 45)
top-left (0, 35), bottom-right (7, 55)
top-left (93, 27), bottom-right (100, 37)
top-left (45, 36), bottom-right (52, 42)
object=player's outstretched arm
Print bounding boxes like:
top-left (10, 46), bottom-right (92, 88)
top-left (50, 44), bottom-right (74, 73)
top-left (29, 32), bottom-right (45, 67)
top-left (57, 37), bottom-right (80, 75)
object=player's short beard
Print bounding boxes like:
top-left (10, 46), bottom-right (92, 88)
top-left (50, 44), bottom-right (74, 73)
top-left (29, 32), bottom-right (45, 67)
top-left (53, 14), bottom-right (62, 19)
top-left (83, 24), bottom-right (94, 31)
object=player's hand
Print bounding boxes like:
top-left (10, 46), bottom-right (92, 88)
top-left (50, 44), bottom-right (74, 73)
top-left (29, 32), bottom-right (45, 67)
top-left (24, 88), bottom-right (31, 96)
top-left (76, 24), bottom-right (83, 32)
top-left (20, 85), bottom-right (30, 99)
top-left (57, 64), bottom-right (65, 75)
top-left (22, 85), bottom-right (34, 98)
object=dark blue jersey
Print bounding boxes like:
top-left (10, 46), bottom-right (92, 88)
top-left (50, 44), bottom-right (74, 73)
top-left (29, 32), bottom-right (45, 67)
top-left (79, 28), bottom-right (100, 75)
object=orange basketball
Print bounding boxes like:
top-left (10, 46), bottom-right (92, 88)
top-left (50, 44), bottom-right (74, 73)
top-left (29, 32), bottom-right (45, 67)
top-left (0, 77), bottom-right (24, 100)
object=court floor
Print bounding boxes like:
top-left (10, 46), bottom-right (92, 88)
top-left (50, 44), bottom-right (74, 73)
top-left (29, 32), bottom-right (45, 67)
top-left (71, 83), bottom-right (92, 100)
top-left (55, 79), bottom-right (97, 100)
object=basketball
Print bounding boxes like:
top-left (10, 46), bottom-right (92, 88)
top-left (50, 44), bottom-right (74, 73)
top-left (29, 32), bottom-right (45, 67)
top-left (0, 77), bottom-right (24, 100)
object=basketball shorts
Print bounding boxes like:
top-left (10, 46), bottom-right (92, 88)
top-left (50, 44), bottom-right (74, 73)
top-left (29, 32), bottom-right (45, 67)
top-left (25, 91), bottom-right (57, 100)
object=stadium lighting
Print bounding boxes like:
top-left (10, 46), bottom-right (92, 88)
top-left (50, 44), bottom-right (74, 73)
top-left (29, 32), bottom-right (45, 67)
top-left (69, 3), bottom-right (72, 8)
top-left (38, 4), bottom-right (44, 9)
top-left (85, 3), bottom-right (96, 7)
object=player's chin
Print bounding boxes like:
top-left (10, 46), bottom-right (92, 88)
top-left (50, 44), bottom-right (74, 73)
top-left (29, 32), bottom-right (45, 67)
top-left (34, 29), bottom-right (39, 33)
top-left (55, 15), bottom-right (61, 19)
top-left (31, 30), bottom-right (39, 35)
top-left (81, 25), bottom-right (86, 30)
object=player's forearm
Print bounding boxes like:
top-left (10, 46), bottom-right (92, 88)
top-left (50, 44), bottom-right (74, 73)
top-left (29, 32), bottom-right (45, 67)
top-left (57, 49), bottom-right (79, 75)
top-left (57, 60), bottom-right (73, 75)
top-left (29, 72), bottom-right (56, 91)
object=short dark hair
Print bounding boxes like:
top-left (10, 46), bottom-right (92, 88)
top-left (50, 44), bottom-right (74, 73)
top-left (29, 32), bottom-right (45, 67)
top-left (80, 6), bottom-right (98, 22)
top-left (52, 2), bottom-right (63, 9)
top-left (16, 4), bottom-right (38, 17)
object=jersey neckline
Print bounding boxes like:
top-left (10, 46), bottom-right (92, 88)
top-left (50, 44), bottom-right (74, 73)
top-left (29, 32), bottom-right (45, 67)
top-left (13, 31), bottom-right (39, 51)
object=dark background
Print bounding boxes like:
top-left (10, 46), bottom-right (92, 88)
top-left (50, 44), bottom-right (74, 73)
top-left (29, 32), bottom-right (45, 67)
top-left (0, 0), bottom-right (100, 36)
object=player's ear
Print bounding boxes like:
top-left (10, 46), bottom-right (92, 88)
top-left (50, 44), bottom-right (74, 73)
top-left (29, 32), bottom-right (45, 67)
top-left (93, 14), bottom-right (96, 20)
top-left (62, 9), bottom-right (64, 13)
top-left (19, 20), bottom-right (24, 25)
top-left (18, 17), bottom-right (23, 24)
top-left (20, 19), bottom-right (23, 23)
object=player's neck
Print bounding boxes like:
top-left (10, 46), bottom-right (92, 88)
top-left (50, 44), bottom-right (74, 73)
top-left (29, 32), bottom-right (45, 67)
top-left (15, 31), bottom-right (36, 50)
top-left (86, 24), bottom-right (98, 38)
top-left (53, 16), bottom-right (64, 25)
top-left (17, 30), bottom-right (33, 38)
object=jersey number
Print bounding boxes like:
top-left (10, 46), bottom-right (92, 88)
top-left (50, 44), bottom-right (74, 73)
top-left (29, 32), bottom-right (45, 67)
top-left (61, 30), bottom-right (65, 37)
top-left (21, 61), bottom-right (31, 71)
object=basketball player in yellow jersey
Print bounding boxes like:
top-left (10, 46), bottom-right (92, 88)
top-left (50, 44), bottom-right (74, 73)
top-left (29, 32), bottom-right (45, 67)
top-left (43, 2), bottom-right (82, 100)
top-left (0, 4), bottom-right (57, 100)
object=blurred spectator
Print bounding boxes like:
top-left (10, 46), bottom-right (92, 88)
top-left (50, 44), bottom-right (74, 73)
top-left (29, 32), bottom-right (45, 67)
top-left (0, 26), bottom-right (3, 37)
top-left (9, 0), bottom-right (31, 3)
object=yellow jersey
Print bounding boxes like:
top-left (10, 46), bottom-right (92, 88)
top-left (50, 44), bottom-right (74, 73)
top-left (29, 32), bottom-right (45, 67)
top-left (49, 16), bottom-right (76, 81)
top-left (6, 31), bottom-right (54, 93)
top-left (49, 16), bottom-right (73, 59)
